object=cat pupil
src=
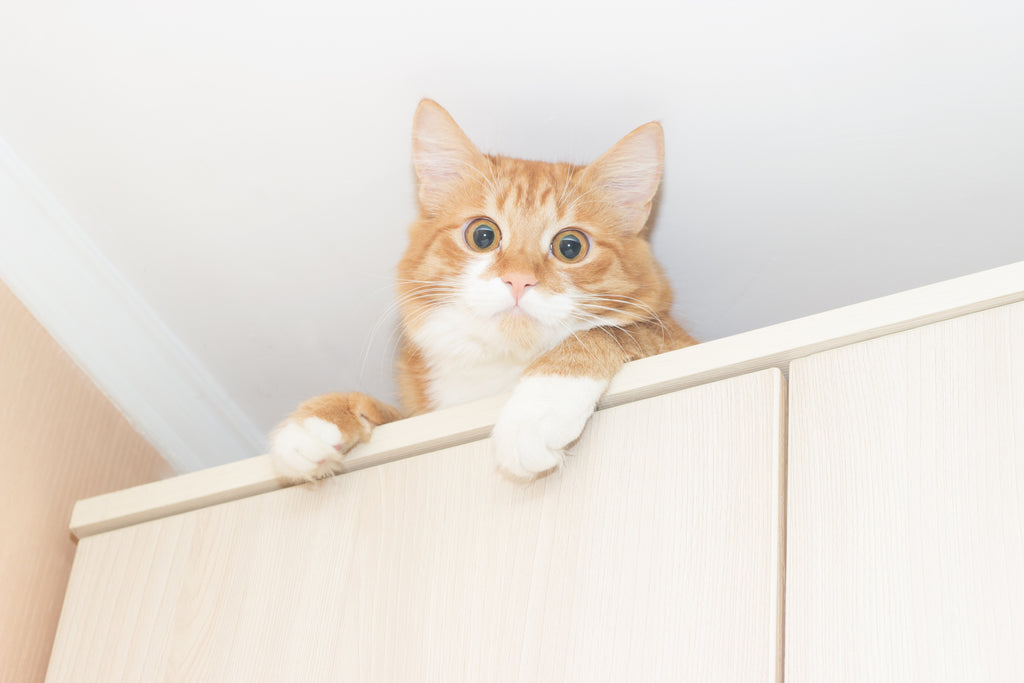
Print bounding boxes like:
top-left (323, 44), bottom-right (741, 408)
top-left (474, 226), bottom-right (494, 249)
top-left (559, 235), bottom-right (582, 260)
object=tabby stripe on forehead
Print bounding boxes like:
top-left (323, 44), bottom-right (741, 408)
top-left (525, 168), bottom-right (539, 205)
top-left (513, 181), bottom-right (526, 205)
top-left (495, 174), bottom-right (510, 212)
top-left (537, 185), bottom-right (553, 205)
top-left (554, 167), bottom-right (582, 220)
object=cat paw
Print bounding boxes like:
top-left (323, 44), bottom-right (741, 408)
top-left (492, 375), bottom-right (607, 479)
top-left (269, 416), bottom-right (359, 482)
top-left (268, 392), bottom-right (401, 483)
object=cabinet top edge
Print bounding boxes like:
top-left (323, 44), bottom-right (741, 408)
top-left (70, 259), bottom-right (1024, 539)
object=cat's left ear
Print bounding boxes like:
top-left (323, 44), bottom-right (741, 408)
top-left (582, 122), bottom-right (664, 234)
top-left (412, 99), bottom-right (488, 215)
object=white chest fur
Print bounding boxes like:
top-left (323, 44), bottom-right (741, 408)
top-left (427, 353), bottom-right (528, 409)
top-left (410, 305), bottom-right (568, 410)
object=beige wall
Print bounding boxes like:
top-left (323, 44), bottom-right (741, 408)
top-left (0, 278), bottom-right (171, 682)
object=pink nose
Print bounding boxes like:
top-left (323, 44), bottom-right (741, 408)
top-left (503, 272), bottom-right (538, 304)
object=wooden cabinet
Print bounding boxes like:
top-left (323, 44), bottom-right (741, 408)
top-left (48, 371), bottom-right (786, 682)
top-left (47, 261), bottom-right (1024, 681)
top-left (786, 302), bottom-right (1024, 682)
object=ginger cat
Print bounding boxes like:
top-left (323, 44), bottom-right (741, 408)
top-left (270, 100), bottom-right (696, 481)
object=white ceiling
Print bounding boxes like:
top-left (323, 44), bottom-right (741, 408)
top-left (2, 0), bottom-right (1023, 470)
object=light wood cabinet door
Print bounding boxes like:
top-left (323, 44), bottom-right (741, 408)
top-left (47, 369), bottom-right (786, 682)
top-left (786, 302), bottom-right (1024, 682)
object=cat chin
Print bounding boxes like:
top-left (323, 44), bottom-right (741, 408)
top-left (495, 310), bottom-right (544, 348)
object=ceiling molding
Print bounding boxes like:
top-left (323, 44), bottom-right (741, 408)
top-left (0, 136), bottom-right (265, 472)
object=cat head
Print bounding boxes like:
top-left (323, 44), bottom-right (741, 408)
top-left (397, 99), bottom-right (674, 363)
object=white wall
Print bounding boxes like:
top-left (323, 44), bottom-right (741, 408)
top-left (1, 0), bottom-right (1022, 467)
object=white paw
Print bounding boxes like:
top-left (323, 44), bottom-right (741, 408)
top-left (269, 416), bottom-right (346, 481)
top-left (492, 375), bottom-right (607, 479)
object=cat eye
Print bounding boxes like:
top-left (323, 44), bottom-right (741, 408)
top-left (465, 218), bottom-right (501, 253)
top-left (551, 229), bottom-right (590, 263)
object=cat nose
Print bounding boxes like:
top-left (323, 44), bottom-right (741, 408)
top-left (503, 272), bottom-right (538, 304)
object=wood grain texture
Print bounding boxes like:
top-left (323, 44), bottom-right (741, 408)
top-left (49, 369), bottom-right (786, 682)
top-left (69, 258), bottom-right (1024, 539)
top-left (0, 279), bottom-right (171, 683)
top-left (786, 301), bottom-right (1024, 682)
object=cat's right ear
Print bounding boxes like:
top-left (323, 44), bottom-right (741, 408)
top-left (412, 100), bottom-right (487, 214)
top-left (581, 122), bottom-right (665, 235)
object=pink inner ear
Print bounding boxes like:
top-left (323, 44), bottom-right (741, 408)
top-left (414, 146), bottom-right (463, 184)
top-left (412, 101), bottom-right (486, 208)
top-left (583, 123), bottom-right (664, 232)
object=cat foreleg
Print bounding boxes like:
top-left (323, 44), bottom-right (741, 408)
top-left (492, 374), bottom-right (608, 478)
top-left (491, 326), bottom-right (634, 478)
